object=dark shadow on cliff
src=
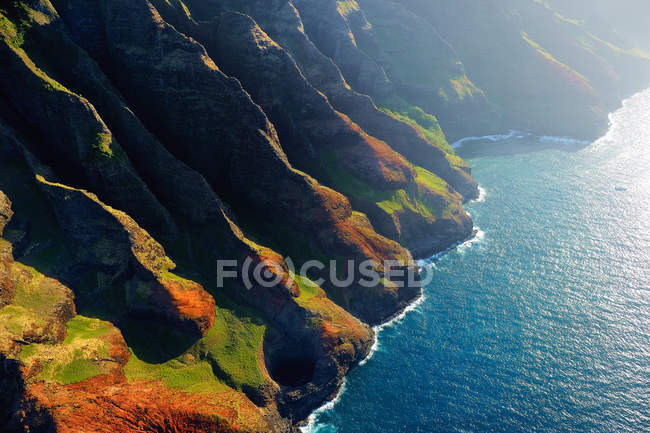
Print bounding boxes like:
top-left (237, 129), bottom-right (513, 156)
top-left (0, 143), bottom-right (202, 366)
top-left (118, 317), bottom-right (198, 364)
top-left (0, 356), bottom-right (57, 433)
top-left (263, 328), bottom-right (317, 388)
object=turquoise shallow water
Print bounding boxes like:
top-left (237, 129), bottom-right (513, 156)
top-left (305, 90), bottom-right (650, 433)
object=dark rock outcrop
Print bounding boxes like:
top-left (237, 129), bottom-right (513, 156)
top-left (0, 191), bottom-right (12, 236)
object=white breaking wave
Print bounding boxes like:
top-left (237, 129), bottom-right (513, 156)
top-left (456, 228), bottom-right (485, 254)
top-left (473, 186), bottom-right (487, 203)
top-left (589, 112), bottom-right (618, 152)
top-left (299, 290), bottom-right (428, 432)
top-left (451, 129), bottom-right (523, 149)
top-left (452, 129), bottom-right (592, 151)
top-left (538, 135), bottom-right (590, 146)
top-left (302, 177), bottom-right (490, 433)
top-left (359, 290), bottom-right (426, 366)
top-left (300, 289), bottom-right (428, 433)
top-left (301, 90), bottom-right (650, 433)
top-left (358, 330), bottom-right (381, 367)
top-left (299, 378), bottom-right (348, 433)
top-left (416, 226), bottom-right (485, 268)
top-left (375, 290), bottom-right (427, 332)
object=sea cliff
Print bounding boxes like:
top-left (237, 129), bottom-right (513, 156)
top-left (0, 1), bottom-right (648, 431)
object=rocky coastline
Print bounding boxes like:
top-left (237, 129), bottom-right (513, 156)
top-left (1, 1), bottom-right (648, 432)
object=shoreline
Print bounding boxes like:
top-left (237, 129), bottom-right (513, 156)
top-left (297, 89), bottom-right (650, 432)
top-left (299, 189), bottom-right (489, 433)
top-left (295, 90), bottom-right (649, 433)
top-left (451, 129), bottom-right (592, 156)
top-left (295, 119), bottom-right (626, 432)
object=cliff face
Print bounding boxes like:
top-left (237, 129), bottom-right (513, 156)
top-left (400, 0), bottom-right (650, 139)
top-left (0, 0), bottom-right (648, 432)
top-left (544, 0), bottom-right (650, 53)
top-left (291, 0), bottom-right (495, 142)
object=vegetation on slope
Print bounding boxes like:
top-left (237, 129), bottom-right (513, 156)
top-left (124, 306), bottom-right (266, 393)
top-left (399, 0), bottom-right (650, 138)
top-left (379, 106), bottom-right (452, 154)
top-left (2, 0), bottom-right (647, 431)
top-left (18, 316), bottom-right (116, 385)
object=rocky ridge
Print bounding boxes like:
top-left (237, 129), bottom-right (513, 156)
top-left (0, 0), bottom-right (648, 432)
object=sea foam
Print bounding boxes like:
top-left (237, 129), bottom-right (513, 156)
top-left (360, 290), bottom-right (427, 366)
top-left (301, 227), bottom-right (487, 433)
top-left (474, 186), bottom-right (487, 203)
top-left (303, 171), bottom-right (492, 433)
top-left (416, 227), bottom-right (485, 268)
top-left (451, 129), bottom-right (522, 149)
top-left (538, 135), bottom-right (590, 146)
top-left (452, 129), bottom-right (592, 151)
top-left (299, 378), bottom-right (348, 433)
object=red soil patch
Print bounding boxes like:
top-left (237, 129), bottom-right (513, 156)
top-left (158, 277), bottom-right (216, 335)
top-left (338, 113), bottom-right (415, 188)
top-left (25, 374), bottom-right (271, 433)
top-left (332, 213), bottom-right (411, 264)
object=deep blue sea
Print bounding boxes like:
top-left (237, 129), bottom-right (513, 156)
top-left (304, 90), bottom-right (650, 432)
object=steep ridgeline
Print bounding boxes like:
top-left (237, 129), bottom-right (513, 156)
top-left (400, 0), bottom-right (650, 139)
top-left (177, 0), bottom-right (480, 199)
top-left (291, 0), bottom-right (495, 142)
top-left (544, 0), bottom-right (650, 53)
top-left (0, 0), bottom-right (648, 432)
top-left (0, 0), bottom-right (472, 431)
top-left (183, 7), bottom-right (472, 259)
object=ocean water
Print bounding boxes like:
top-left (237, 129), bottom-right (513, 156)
top-left (304, 90), bottom-right (650, 433)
